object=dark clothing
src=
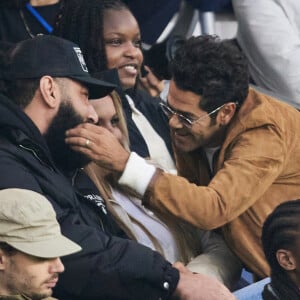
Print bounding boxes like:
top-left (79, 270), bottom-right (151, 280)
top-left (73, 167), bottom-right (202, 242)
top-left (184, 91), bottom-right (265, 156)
top-left (123, 88), bottom-right (173, 158)
top-left (124, 0), bottom-right (231, 45)
top-left (0, 94), bottom-right (179, 300)
top-left (124, 0), bottom-right (181, 45)
top-left (186, 0), bottom-right (232, 11)
top-left (0, 296), bottom-right (56, 300)
top-left (0, 2), bottom-right (60, 43)
top-left (262, 283), bottom-right (280, 300)
top-left (68, 168), bottom-right (128, 239)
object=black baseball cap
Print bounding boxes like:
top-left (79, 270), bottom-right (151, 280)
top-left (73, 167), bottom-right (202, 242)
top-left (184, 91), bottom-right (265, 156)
top-left (5, 35), bottom-right (115, 99)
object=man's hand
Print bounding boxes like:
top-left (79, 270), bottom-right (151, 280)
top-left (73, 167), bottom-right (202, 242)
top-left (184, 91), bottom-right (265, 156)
top-left (65, 123), bottom-right (130, 172)
top-left (173, 262), bottom-right (236, 300)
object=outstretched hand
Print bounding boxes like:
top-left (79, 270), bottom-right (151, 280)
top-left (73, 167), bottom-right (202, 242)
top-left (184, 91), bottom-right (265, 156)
top-left (172, 262), bottom-right (236, 300)
top-left (65, 123), bottom-right (130, 173)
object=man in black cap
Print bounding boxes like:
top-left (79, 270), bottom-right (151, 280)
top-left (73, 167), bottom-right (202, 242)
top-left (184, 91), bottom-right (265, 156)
top-left (0, 35), bottom-right (235, 300)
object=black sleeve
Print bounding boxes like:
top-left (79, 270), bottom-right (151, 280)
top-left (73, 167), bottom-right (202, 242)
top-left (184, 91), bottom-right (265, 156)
top-left (55, 212), bottom-right (179, 300)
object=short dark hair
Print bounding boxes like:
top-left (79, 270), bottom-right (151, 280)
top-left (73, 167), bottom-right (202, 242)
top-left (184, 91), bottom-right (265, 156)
top-left (5, 78), bottom-right (40, 108)
top-left (0, 242), bottom-right (17, 256)
top-left (170, 35), bottom-right (249, 112)
top-left (0, 41), bottom-right (40, 108)
top-left (262, 199), bottom-right (300, 299)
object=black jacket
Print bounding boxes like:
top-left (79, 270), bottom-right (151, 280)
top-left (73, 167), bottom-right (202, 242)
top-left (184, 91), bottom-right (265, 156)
top-left (0, 94), bottom-right (179, 300)
top-left (123, 88), bottom-right (173, 158)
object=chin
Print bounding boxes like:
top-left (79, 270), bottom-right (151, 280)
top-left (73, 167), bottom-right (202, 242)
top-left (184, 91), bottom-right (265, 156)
top-left (174, 141), bottom-right (197, 153)
top-left (120, 79), bottom-right (137, 90)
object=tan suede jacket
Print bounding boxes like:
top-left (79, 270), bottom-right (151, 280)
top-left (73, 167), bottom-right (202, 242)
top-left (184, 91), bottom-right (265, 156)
top-left (144, 88), bottom-right (300, 278)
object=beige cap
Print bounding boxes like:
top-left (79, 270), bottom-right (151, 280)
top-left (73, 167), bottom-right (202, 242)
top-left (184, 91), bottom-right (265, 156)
top-left (0, 188), bottom-right (81, 258)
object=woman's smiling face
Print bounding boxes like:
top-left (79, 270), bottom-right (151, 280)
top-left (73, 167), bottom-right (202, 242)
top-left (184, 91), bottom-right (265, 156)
top-left (103, 8), bottom-right (143, 90)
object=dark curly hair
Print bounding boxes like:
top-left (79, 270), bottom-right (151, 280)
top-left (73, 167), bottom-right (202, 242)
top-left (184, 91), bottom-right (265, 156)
top-left (170, 35), bottom-right (249, 112)
top-left (261, 199), bottom-right (300, 300)
top-left (53, 0), bottom-right (129, 76)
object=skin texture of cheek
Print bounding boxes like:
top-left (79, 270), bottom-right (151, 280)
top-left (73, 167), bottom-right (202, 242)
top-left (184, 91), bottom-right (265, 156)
top-left (4, 264), bottom-right (51, 299)
top-left (172, 124), bottom-right (219, 152)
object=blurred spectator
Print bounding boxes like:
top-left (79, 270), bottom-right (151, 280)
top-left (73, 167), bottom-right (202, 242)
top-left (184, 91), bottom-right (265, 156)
top-left (0, 0), bottom-right (61, 43)
top-left (123, 0), bottom-right (181, 45)
top-left (232, 0), bottom-right (300, 109)
top-left (124, 0), bottom-right (232, 45)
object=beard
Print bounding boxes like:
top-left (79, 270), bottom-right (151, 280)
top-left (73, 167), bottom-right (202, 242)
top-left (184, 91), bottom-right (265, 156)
top-left (44, 101), bottom-right (91, 173)
top-left (5, 258), bottom-right (54, 300)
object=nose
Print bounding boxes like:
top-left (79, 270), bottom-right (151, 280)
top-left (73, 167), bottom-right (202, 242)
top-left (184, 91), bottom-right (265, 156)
top-left (87, 103), bottom-right (99, 124)
top-left (50, 257), bottom-right (65, 274)
top-left (124, 41), bottom-right (141, 58)
top-left (169, 114), bottom-right (183, 129)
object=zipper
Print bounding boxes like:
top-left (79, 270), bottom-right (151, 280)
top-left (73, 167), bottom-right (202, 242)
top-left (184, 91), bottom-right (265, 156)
top-left (19, 144), bottom-right (54, 171)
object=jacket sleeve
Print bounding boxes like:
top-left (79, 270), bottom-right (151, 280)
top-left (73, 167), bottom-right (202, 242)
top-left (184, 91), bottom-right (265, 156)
top-left (145, 125), bottom-right (285, 229)
top-left (120, 125), bottom-right (285, 229)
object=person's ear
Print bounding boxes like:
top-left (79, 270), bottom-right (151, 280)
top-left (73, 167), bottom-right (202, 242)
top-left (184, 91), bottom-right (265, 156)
top-left (276, 249), bottom-right (297, 271)
top-left (39, 76), bottom-right (60, 109)
top-left (217, 102), bottom-right (237, 126)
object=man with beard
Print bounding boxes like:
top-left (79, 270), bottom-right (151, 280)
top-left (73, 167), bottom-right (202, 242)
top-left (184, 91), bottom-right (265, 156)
top-left (65, 35), bottom-right (300, 281)
top-left (0, 35), bottom-right (235, 300)
top-left (0, 188), bottom-right (81, 300)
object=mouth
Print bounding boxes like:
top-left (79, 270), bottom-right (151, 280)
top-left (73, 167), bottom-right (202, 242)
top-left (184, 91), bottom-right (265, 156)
top-left (120, 63), bottom-right (139, 76)
top-left (172, 130), bottom-right (191, 143)
top-left (45, 278), bottom-right (58, 288)
top-left (173, 129), bottom-right (189, 137)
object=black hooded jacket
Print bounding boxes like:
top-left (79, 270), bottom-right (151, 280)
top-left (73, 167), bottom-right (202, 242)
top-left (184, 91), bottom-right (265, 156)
top-left (0, 94), bottom-right (179, 300)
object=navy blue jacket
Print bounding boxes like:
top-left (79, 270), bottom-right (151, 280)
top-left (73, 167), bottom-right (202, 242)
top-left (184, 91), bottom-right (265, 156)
top-left (122, 88), bottom-right (173, 159)
top-left (0, 94), bottom-right (179, 300)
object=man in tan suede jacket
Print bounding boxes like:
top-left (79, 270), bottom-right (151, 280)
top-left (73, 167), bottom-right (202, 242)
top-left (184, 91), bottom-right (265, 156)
top-left (65, 35), bottom-right (300, 280)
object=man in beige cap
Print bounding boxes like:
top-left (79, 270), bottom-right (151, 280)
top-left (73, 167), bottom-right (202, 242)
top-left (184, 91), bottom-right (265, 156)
top-left (0, 188), bottom-right (81, 300)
